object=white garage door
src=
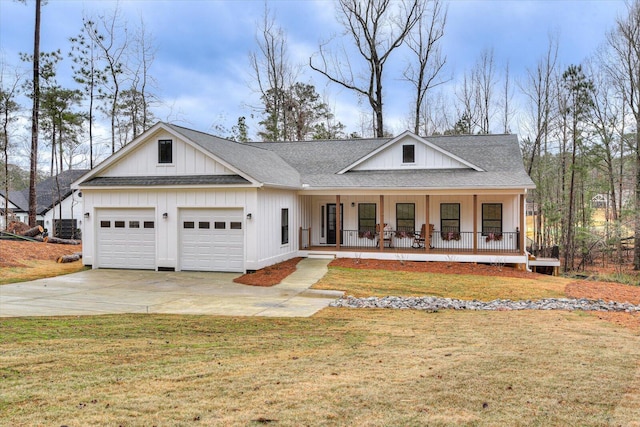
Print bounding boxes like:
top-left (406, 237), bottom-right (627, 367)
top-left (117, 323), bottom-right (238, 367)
top-left (180, 208), bottom-right (244, 272)
top-left (96, 209), bottom-right (156, 270)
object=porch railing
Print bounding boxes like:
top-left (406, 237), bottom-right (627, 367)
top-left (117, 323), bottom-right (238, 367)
top-left (307, 229), bottom-right (521, 253)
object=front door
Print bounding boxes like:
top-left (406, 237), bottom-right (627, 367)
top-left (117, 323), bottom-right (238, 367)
top-left (326, 203), bottom-right (343, 245)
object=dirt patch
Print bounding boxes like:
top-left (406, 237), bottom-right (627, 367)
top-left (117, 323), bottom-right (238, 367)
top-left (233, 257), bottom-right (303, 287)
top-left (0, 240), bottom-right (82, 268)
top-left (329, 258), bottom-right (537, 279)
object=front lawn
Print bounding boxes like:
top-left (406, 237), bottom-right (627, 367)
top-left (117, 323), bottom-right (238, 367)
top-left (2, 310), bottom-right (640, 426)
top-left (313, 265), bottom-right (570, 300)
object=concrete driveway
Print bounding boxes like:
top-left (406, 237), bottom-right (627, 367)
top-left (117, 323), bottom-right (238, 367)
top-left (0, 258), bottom-right (343, 318)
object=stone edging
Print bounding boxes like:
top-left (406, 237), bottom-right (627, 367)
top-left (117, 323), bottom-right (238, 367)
top-left (330, 296), bottom-right (640, 312)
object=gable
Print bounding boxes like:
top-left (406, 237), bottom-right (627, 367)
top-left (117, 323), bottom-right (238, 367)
top-left (101, 128), bottom-right (237, 178)
top-left (342, 133), bottom-right (482, 173)
top-left (0, 194), bottom-right (18, 211)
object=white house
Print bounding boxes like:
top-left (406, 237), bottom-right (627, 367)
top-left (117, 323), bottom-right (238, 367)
top-left (1, 169), bottom-right (87, 238)
top-left (0, 193), bottom-right (20, 229)
top-left (74, 122), bottom-right (536, 272)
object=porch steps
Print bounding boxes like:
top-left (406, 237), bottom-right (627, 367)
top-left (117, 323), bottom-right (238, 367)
top-left (306, 252), bottom-right (337, 260)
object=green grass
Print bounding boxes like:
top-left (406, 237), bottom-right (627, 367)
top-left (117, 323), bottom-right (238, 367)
top-left (1, 311), bottom-right (639, 426)
top-left (313, 266), bottom-right (570, 300)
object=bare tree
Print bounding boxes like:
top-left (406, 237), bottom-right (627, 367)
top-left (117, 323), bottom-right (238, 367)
top-left (501, 61), bottom-right (514, 134)
top-left (402, 0), bottom-right (448, 135)
top-left (586, 58), bottom-right (623, 223)
top-left (85, 6), bottom-right (128, 154)
top-left (0, 64), bottom-right (22, 230)
top-left (70, 16), bottom-right (107, 168)
top-left (453, 72), bottom-right (476, 134)
top-left (607, 0), bottom-right (640, 270)
top-left (127, 16), bottom-right (156, 137)
top-left (310, 0), bottom-right (420, 137)
top-left (249, 5), bottom-right (296, 141)
top-left (473, 48), bottom-right (496, 134)
top-left (521, 35), bottom-right (559, 175)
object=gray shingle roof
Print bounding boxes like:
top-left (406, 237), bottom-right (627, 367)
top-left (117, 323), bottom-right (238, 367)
top-left (247, 134), bottom-right (535, 189)
top-left (165, 124), bottom-right (301, 188)
top-left (2, 169), bottom-right (89, 214)
top-left (82, 175), bottom-right (250, 187)
top-left (76, 122), bottom-right (534, 192)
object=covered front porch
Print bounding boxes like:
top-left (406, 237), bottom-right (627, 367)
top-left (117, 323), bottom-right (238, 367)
top-left (297, 191), bottom-right (528, 266)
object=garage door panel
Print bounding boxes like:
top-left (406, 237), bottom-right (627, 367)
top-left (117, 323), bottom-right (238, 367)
top-left (180, 209), bottom-right (244, 272)
top-left (96, 209), bottom-right (156, 270)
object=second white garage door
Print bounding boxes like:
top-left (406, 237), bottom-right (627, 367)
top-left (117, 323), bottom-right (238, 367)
top-left (180, 208), bottom-right (244, 272)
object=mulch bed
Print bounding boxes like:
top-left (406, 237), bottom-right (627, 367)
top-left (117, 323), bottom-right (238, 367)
top-left (233, 257), bottom-right (303, 287)
top-left (565, 281), bottom-right (640, 331)
top-left (0, 240), bottom-right (82, 268)
top-left (565, 281), bottom-right (640, 305)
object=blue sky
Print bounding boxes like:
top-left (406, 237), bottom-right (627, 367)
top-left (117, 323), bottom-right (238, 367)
top-left (0, 0), bottom-right (627, 148)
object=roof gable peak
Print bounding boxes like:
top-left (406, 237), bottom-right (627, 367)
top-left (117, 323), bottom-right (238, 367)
top-left (338, 131), bottom-right (483, 174)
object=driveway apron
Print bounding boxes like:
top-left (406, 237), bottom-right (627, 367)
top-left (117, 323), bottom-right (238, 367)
top-left (0, 258), bottom-right (342, 318)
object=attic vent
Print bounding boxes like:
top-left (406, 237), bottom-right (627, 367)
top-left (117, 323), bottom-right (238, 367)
top-left (402, 145), bottom-right (415, 163)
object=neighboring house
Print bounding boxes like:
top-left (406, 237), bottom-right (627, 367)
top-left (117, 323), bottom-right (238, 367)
top-left (1, 169), bottom-right (88, 238)
top-left (74, 122), bottom-right (536, 272)
top-left (0, 193), bottom-right (20, 229)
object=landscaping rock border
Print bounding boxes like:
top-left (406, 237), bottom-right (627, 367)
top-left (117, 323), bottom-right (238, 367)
top-left (330, 296), bottom-right (640, 313)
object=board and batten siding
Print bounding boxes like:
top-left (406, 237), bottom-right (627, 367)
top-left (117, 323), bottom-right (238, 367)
top-left (102, 130), bottom-right (236, 177)
top-left (253, 188), bottom-right (300, 269)
top-left (81, 187), bottom-right (258, 270)
top-left (307, 194), bottom-right (521, 247)
top-left (353, 136), bottom-right (468, 171)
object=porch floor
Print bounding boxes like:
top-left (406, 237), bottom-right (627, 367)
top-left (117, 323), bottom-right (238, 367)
top-left (303, 245), bottom-right (524, 257)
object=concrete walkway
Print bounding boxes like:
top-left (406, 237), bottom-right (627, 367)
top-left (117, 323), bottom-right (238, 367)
top-left (0, 258), bottom-right (342, 318)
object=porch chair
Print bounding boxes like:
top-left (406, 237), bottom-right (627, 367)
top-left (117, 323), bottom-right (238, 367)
top-left (412, 224), bottom-right (434, 249)
top-left (376, 223), bottom-right (393, 248)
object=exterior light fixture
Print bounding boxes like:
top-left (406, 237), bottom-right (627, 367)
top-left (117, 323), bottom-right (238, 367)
top-left (162, 212), bottom-right (168, 219)
top-left (246, 213), bottom-right (252, 220)
top-left (84, 212), bottom-right (90, 218)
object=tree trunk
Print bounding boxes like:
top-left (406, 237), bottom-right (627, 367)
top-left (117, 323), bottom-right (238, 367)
top-left (634, 124), bottom-right (640, 270)
top-left (28, 0), bottom-right (41, 227)
top-left (57, 252), bottom-right (82, 263)
top-left (21, 225), bottom-right (44, 237)
top-left (45, 236), bottom-right (80, 245)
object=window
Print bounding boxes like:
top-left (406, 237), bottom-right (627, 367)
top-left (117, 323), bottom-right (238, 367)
top-left (183, 221), bottom-right (195, 229)
top-left (198, 221), bottom-right (210, 229)
top-left (114, 221), bottom-right (125, 228)
top-left (281, 208), bottom-right (289, 244)
top-left (396, 203), bottom-right (415, 232)
top-left (158, 139), bottom-right (173, 164)
top-left (482, 203), bottom-right (502, 235)
top-left (402, 145), bottom-right (415, 163)
top-left (440, 203), bottom-right (460, 233)
top-left (144, 221), bottom-right (155, 229)
top-left (214, 222), bottom-right (226, 229)
top-left (358, 203), bottom-right (376, 233)
top-left (230, 222), bottom-right (242, 230)
top-left (100, 221), bottom-right (110, 228)
top-left (129, 221), bottom-right (140, 229)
